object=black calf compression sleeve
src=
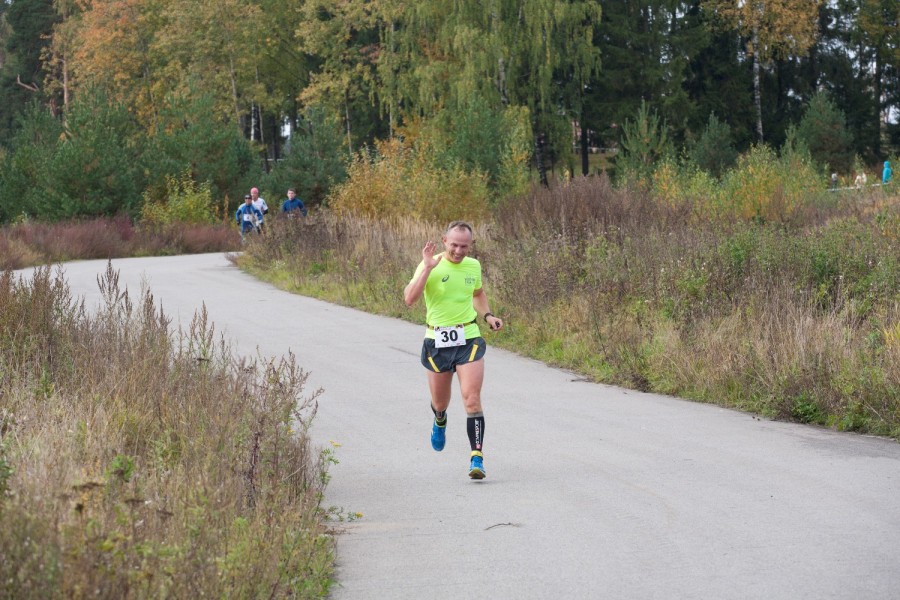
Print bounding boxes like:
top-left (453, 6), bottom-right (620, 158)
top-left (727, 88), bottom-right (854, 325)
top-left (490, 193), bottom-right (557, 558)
top-left (466, 413), bottom-right (484, 452)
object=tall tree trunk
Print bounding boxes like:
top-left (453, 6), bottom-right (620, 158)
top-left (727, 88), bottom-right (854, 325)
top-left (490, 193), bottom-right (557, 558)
top-left (752, 29), bottom-right (763, 142)
top-left (497, 57), bottom-right (509, 106)
top-left (259, 106), bottom-right (270, 174)
top-left (387, 101), bottom-right (393, 139)
top-left (62, 53), bottom-right (69, 110)
top-left (259, 108), bottom-right (266, 148)
top-left (272, 117), bottom-right (280, 161)
top-left (139, 38), bottom-right (157, 123)
top-left (873, 49), bottom-right (882, 158)
top-left (344, 93), bottom-right (353, 156)
top-left (580, 107), bottom-right (589, 176)
top-left (534, 129), bottom-right (548, 187)
top-left (389, 21), bottom-right (395, 138)
top-left (229, 56), bottom-right (240, 129)
top-left (255, 67), bottom-right (266, 152)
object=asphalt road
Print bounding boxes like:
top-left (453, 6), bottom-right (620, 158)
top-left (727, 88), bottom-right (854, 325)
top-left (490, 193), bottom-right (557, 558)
top-left (25, 253), bottom-right (900, 600)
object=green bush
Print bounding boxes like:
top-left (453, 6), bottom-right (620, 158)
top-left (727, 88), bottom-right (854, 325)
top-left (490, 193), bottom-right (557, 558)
top-left (715, 142), bottom-right (824, 222)
top-left (329, 138), bottom-right (491, 223)
top-left (651, 157), bottom-right (717, 215)
top-left (48, 88), bottom-right (145, 218)
top-left (688, 113), bottom-right (738, 178)
top-left (0, 93), bottom-right (145, 222)
top-left (141, 170), bottom-right (218, 226)
top-left (0, 90), bottom-right (260, 224)
top-left (0, 103), bottom-right (63, 222)
top-left (794, 91), bottom-right (854, 175)
top-left (259, 105), bottom-right (348, 207)
top-left (416, 97), bottom-right (532, 194)
top-left (617, 100), bottom-right (673, 185)
top-left (144, 92), bottom-right (260, 204)
top-left (648, 140), bottom-right (824, 224)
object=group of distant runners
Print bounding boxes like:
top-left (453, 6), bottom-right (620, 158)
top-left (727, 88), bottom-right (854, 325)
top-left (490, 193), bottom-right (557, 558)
top-left (832, 160), bottom-right (893, 191)
top-left (235, 186), bottom-right (308, 240)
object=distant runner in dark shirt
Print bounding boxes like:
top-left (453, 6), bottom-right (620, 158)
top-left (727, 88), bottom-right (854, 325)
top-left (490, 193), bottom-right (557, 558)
top-left (281, 188), bottom-right (307, 217)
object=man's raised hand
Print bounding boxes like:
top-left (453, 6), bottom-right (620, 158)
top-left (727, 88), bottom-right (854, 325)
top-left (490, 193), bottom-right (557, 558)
top-left (423, 241), bottom-right (443, 269)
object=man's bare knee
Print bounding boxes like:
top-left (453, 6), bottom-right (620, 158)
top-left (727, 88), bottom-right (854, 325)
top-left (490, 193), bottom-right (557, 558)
top-left (462, 392), bottom-right (483, 414)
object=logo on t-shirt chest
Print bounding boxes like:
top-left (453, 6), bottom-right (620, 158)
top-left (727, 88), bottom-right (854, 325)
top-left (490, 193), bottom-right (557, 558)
top-left (438, 272), bottom-right (476, 286)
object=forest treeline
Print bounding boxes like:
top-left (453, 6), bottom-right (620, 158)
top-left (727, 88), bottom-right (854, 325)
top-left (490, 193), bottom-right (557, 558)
top-left (0, 0), bottom-right (898, 222)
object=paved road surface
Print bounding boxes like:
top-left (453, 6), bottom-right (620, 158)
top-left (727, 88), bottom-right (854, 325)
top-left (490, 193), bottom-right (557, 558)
top-left (24, 253), bottom-right (900, 599)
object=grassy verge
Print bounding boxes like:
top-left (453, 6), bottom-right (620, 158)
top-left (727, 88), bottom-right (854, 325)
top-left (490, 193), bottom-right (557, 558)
top-left (0, 216), bottom-right (241, 270)
top-left (237, 177), bottom-right (900, 439)
top-left (0, 265), bottom-right (335, 597)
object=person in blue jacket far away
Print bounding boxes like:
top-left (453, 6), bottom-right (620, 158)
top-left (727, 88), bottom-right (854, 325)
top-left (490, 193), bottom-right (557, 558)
top-left (281, 188), bottom-right (308, 217)
top-left (236, 194), bottom-right (264, 241)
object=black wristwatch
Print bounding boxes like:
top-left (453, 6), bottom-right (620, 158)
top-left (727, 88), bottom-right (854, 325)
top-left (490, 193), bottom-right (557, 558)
top-left (483, 312), bottom-right (495, 323)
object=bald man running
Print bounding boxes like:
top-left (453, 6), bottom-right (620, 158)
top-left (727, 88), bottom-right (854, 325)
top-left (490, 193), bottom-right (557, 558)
top-left (404, 221), bottom-right (504, 479)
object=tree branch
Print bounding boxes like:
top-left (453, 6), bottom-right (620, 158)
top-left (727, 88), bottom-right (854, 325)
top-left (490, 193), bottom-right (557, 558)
top-left (16, 75), bottom-right (40, 93)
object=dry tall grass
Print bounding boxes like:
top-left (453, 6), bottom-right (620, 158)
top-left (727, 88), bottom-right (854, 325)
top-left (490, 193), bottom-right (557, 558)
top-left (241, 213), bottom-right (490, 319)
top-left (0, 217), bottom-right (240, 270)
top-left (0, 265), bottom-right (333, 598)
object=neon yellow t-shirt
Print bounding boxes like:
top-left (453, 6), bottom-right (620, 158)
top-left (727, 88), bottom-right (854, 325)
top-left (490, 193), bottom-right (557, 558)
top-left (411, 255), bottom-right (482, 340)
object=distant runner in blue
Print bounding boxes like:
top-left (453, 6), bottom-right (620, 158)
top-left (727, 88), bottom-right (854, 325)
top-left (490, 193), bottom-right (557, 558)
top-left (883, 161), bottom-right (892, 186)
top-left (236, 194), bottom-right (263, 241)
top-left (281, 188), bottom-right (308, 217)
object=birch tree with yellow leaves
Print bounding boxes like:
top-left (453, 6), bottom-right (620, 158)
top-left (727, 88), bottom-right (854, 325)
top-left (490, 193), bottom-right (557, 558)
top-left (703, 0), bottom-right (823, 142)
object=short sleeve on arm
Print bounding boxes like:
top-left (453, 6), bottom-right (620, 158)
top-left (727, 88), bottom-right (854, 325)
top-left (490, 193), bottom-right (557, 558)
top-left (410, 261), bottom-right (425, 285)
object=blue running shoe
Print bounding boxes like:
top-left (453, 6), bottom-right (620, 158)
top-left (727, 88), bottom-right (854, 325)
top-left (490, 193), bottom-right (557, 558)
top-left (469, 451), bottom-right (486, 479)
top-left (431, 419), bottom-right (446, 451)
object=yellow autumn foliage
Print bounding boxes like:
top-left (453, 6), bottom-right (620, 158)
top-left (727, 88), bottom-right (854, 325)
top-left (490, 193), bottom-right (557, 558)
top-left (329, 138), bottom-right (491, 223)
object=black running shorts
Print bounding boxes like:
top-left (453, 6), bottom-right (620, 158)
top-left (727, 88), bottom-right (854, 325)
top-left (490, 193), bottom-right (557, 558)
top-left (420, 337), bottom-right (487, 373)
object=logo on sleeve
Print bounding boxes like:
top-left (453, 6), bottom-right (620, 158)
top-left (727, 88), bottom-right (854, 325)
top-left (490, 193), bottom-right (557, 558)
top-left (441, 275), bottom-right (450, 282)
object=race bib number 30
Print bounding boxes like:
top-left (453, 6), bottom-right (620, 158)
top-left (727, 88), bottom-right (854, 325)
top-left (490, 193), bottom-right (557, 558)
top-left (434, 324), bottom-right (466, 348)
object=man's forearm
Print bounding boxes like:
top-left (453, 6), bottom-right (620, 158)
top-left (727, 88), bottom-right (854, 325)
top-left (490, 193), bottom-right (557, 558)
top-left (473, 289), bottom-right (491, 318)
top-left (404, 268), bottom-right (432, 307)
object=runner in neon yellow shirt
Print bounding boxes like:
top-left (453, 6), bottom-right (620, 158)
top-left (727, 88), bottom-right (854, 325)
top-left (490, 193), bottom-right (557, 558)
top-left (404, 221), bottom-right (504, 479)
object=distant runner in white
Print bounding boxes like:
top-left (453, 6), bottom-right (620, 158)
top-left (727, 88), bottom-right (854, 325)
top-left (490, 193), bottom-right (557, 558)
top-left (250, 187), bottom-right (268, 233)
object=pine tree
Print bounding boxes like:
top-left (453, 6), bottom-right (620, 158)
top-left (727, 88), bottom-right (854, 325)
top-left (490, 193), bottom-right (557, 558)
top-left (688, 112), bottom-right (738, 177)
top-left (795, 91), bottom-right (854, 174)
top-left (0, 0), bottom-right (58, 143)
